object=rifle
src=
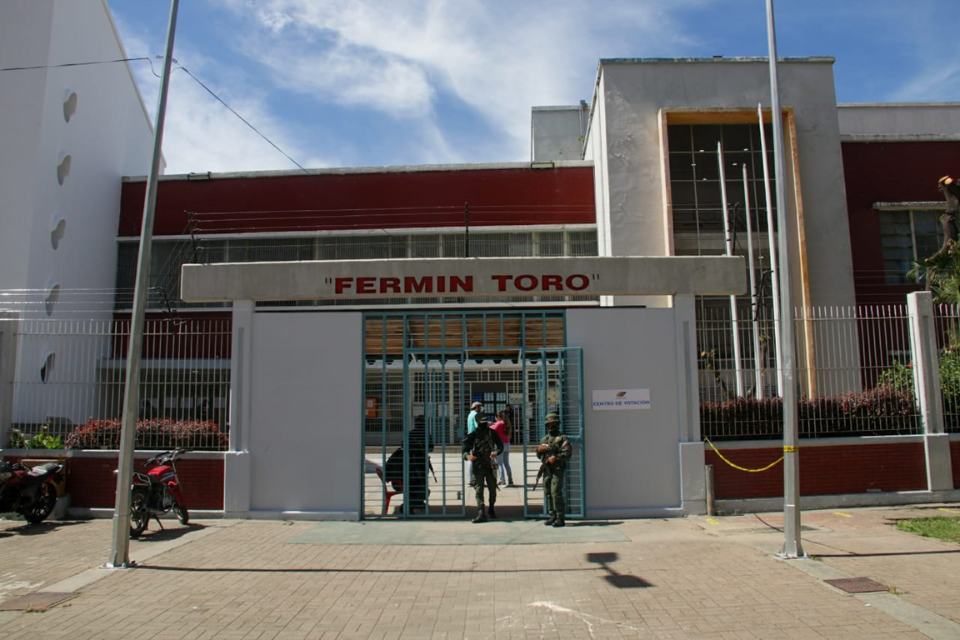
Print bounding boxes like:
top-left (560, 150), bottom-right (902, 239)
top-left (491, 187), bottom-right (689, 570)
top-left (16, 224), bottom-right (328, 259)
top-left (532, 442), bottom-right (559, 491)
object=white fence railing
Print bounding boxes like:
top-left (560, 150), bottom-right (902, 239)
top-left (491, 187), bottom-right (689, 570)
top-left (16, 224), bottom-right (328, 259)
top-left (698, 296), bottom-right (959, 440)
top-left (1, 317), bottom-right (230, 450)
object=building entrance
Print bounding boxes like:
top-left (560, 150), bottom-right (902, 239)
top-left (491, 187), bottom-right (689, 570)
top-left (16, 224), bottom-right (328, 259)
top-left (362, 310), bottom-right (584, 520)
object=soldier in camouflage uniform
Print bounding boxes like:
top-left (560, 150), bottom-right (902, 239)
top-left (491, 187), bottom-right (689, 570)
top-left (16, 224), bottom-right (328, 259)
top-left (462, 417), bottom-right (503, 522)
top-left (537, 413), bottom-right (572, 527)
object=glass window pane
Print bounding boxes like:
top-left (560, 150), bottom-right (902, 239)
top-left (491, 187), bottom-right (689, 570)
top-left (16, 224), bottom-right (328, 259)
top-left (667, 125), bottom-right (693, 152)
top-left (670, 153), bottom-right (695, 181)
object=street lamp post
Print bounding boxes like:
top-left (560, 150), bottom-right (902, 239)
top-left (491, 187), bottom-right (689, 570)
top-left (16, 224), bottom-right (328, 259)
top-left (765, 0), bottom-right (804, 558)
top-left (107, 0), bottom-right (181, 569)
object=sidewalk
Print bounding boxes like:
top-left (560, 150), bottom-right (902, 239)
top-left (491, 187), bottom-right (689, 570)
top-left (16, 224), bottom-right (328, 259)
top-left (0, 504), bottom-right (957, 639)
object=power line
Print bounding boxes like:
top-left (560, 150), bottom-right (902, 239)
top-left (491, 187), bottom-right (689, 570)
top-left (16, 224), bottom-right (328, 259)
top-left (174, 64), bottom-right (308, 173)
top-left (3, 53), bottom-right (309, 174)
top-left (0, 56), bottom-right (153, 72)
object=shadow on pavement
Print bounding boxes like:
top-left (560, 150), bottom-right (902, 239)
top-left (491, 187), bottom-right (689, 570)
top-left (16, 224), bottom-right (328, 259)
top-left (1, 519), bottom-right (94, 535)
top-left (814, 549), bottom-right (960, 558)
top-left (587, 551), bottom-right (653, 589)
top-left (134, 523), bottom-right (206, 542)
top-left (136, 564), bottom-right (601, 574)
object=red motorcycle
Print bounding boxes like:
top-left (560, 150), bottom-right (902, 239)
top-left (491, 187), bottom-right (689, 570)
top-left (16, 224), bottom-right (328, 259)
top-left (0, 459), bottom-right (63, 524)
top-left (126, 449), bottom-right (189, 537)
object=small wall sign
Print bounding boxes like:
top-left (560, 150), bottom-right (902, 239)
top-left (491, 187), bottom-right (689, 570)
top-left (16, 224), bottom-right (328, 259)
top-left (592, 389), bottom-right (651, 410)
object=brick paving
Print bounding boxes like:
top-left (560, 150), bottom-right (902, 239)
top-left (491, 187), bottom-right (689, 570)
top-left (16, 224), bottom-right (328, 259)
top-left (0, 504), bottom-right (956, 639)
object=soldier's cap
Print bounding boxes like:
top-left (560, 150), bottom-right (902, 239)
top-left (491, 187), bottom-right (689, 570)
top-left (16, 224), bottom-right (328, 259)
top-left (545, 413), bottom-right (560, 423)
top-left (471, 401), bottom-right (483, 409)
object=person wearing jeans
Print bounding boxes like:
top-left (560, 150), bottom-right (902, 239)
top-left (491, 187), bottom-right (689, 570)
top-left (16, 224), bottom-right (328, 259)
top-left (491, 410), bottom-right (515, 486)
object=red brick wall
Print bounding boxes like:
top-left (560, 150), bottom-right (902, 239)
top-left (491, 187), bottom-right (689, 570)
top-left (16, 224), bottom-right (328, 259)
top-left (7, 455), bottom-right (224, 510)
top-left (706, 442), bottom-right (928, 499)
top-left (952, 441), bottom-right (960, 489)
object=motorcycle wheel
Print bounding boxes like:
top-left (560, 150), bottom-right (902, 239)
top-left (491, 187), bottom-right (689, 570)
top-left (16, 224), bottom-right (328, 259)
top-left (130, 489), bottom-right (149, 538)
top-left (23, 482), bottom-right (57, 525)
top-left (173, 501), bottom-right (189, 525)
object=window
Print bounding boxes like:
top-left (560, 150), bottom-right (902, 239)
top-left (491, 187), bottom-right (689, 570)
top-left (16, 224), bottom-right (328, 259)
top-left (879, 209), bottom-right (943, 284)
top-left (668, 122), bottom-right (777, 256)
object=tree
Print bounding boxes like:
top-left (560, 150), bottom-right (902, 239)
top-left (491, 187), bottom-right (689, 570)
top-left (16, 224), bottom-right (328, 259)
top-left (908, 176), bottom-right (960, 304)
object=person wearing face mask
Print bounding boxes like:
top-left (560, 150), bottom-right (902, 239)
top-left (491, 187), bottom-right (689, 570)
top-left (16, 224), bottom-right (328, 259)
top-left (462, 413), bottom-right (503, 523)
top-left (537, 412), bottom-right (572, 527)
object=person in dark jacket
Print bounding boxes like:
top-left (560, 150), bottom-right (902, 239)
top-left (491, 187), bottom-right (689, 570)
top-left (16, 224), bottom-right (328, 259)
top-left (462, 417), bottom-right (503, 522)
top-left (407, 416), bottom-right (432, 513)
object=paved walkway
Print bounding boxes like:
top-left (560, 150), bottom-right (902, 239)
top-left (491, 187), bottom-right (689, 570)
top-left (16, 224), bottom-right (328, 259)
top-left (0, 503), bottom-right (958, 639)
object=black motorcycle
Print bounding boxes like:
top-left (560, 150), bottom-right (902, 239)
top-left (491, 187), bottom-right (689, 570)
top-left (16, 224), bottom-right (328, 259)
top-left (0, 459), bottom-right (63, 524)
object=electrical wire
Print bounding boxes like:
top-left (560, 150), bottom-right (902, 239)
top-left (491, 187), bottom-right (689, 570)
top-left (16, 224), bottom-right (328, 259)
top-left (174, 64), bottom-right (308, 173)
top-left (0, 57), bottom-right (153, 72)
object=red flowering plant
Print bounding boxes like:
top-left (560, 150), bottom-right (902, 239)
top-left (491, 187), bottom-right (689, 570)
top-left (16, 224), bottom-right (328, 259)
top-left (65, 418), bottom-right (228, 450)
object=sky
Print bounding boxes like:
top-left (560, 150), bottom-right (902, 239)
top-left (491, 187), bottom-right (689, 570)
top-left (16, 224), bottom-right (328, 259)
top-left (104, 0), bottom-right (960, 176)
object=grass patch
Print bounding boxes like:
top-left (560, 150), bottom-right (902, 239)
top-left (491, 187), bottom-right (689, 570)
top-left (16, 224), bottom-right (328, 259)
top-left (894, 516), bottom-right (960, 544)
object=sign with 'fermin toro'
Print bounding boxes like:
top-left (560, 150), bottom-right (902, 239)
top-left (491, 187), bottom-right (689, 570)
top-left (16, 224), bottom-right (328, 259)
top-left (180, 256), bottom-right (746, 302)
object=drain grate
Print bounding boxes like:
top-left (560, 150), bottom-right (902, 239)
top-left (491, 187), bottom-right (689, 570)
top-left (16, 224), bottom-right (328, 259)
top-left (0, 592), bottom-right (77, 611)
top-left (824, 577), bottom-right (888, 593)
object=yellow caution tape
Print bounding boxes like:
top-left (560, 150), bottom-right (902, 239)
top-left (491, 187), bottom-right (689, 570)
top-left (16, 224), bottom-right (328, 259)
top-left (834, 512), bottom-right (852, 518)
top-left (705, 437), bottom-right (784, 473)
top-left (783, 446), bottom-right (797, 453)
top-left (706, 518), bottom-right (719, 525)
top-left (937, 508), bottom-right (960, 514)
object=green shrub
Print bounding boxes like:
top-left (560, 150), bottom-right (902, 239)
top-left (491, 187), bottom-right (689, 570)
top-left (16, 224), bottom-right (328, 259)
top-left (7, 425), bottom-right (62, 449)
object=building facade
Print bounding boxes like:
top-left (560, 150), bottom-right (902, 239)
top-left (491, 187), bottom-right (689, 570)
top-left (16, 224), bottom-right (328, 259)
top-left (1, 4), bottom-right (958, 520)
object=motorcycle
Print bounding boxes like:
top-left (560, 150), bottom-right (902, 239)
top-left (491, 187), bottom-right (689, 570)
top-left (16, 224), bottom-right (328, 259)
top-left (0, 459), bottom-right (63, 524)
top-left (124, 448), bottom-right (190, 537)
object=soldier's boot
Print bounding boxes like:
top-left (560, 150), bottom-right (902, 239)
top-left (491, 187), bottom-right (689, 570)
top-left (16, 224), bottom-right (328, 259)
top-left (552, 516), bottom-right (566, 528)
top-left (487, 506), bottom-right (497, 519)
top-left (473, 508), bottom-right (488, 523)
top-left (543, 515), bottom-right (557, 526)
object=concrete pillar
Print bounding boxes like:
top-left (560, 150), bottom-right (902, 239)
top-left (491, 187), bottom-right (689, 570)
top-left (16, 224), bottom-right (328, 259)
top-left (224, 301), bottom-right (254, 516)
top-left (675, 295), bottom-right (706, 513)
top-left (906, 292), bottom-right (954, 491)
top-left (0, 312), bottom-right (19, 447)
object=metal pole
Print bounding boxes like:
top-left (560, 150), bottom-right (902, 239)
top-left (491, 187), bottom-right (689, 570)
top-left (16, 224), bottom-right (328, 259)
top-left (464, 202), bottom-right (470, 258)
top-left (742, 164), bottom-right (763, 397)
top-left (705, 464), bottom-right (715, 516)
top-left (718, 143), bottom-right (744, 396)
top-left (765, 0), bottom-right (803, 558)
top-left (757, 103), bottom-right (783, 396)
top-left (107, 0), bottom-right (180, 569)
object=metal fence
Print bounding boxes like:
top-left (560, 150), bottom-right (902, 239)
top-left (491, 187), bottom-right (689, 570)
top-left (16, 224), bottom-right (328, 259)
top-left (934, 304), bottom-right (960, 433)
top-left (698, 304), bottom-right (932, 440)
top-left (6, 317), bottom-right (230, 451)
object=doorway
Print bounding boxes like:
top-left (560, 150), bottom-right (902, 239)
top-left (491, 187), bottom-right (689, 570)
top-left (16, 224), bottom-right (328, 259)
top-left (361, 310), bottom-right (584, 520)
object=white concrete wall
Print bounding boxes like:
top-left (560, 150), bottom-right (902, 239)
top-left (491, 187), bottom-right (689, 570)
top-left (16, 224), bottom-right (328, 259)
top-left (568, 304), bottom-right (703, 517)
top-left (838, 103), bottom-right (960, 139)
top-left (246, 312), bottom-right (363, 516)
top-left (1, 0), bottom-right (155, 425)
top-left (592, 59), bottom-right (857, 312)
top-left (226, 305), bottom-right (701, 519)
top-left (0, 0), bottom-right (54, 291)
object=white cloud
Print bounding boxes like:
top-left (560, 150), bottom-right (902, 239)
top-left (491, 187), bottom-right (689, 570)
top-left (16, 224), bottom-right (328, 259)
top-left (217, 0), bottom-right (695, 162)
top-left (113, 15), bottom-right (331, 174)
